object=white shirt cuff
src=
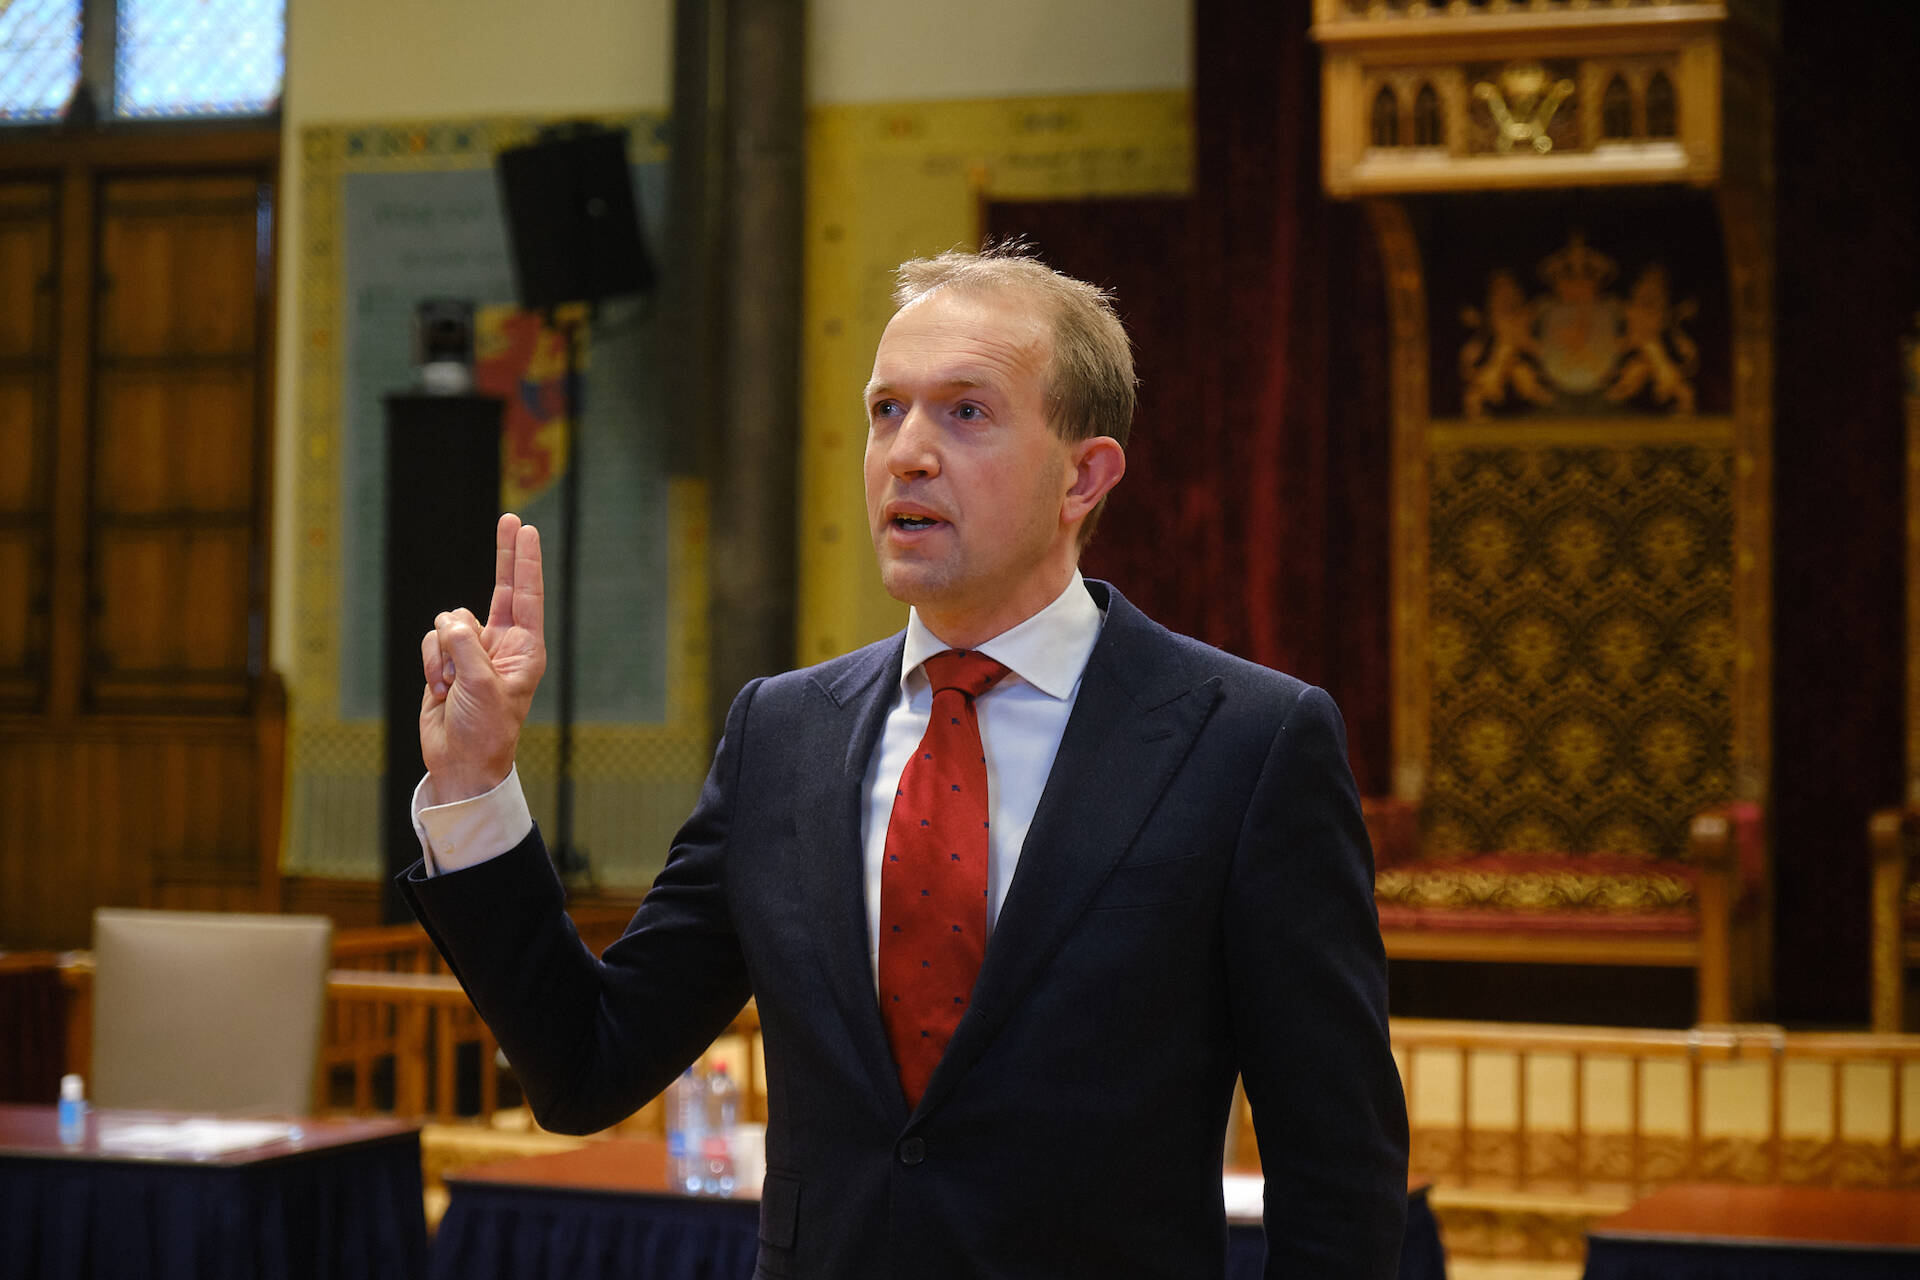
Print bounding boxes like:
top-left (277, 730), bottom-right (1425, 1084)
top-left (412, 766), bottom-right (534, 876)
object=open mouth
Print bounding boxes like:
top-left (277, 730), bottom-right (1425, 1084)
top-left (892, 514), bottom-right (940, 530)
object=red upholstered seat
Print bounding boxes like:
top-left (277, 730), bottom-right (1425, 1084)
top-left (1366, 796), bottom-right (1769, 1022)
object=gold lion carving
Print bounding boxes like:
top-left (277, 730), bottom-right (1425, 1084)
top-left (1460, 270), bottom-right (1555, 418)
top-left (1606, 264), bottom-right (1699, 414)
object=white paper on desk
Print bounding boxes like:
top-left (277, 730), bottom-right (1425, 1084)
top-left (1221, 1171), bottom-right (1265, 1221)
top-left (96, 1119), bottom-right (301, 1160)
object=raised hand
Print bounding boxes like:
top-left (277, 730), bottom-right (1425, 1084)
top-left (418, 513), bottom-right (547, 804)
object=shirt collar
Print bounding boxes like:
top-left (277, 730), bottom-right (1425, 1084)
top-left (902, 571), bottom-right (1104, 701)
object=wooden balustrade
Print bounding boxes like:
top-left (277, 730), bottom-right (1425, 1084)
top-left (329, 924), bottom-right (449, 975)
top-left (65, 919), bottom-right (1918, 1184)
top-left (323, 969), bottom-right (763, 1127)
top-left (1383, 1020), bottom-right (1920, 1195)
top-left (324, 970), bottom-right (496, 1121)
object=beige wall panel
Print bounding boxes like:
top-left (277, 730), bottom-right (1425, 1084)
top-left (808, 0), bottom-right (1190, 104)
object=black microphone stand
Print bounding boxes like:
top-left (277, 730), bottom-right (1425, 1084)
top-left (549, 308), bottom-right (591, 885)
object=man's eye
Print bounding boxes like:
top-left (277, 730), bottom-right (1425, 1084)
top-left (871, 400), bottom-right (901, 419)
top-left (955, 403), bottom-right (984, 421)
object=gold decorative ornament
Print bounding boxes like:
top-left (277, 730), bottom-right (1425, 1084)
top-left (1608, 265), bottom-right (1699, 415)
top-left (1458, 230), bottom-right (1699, 419)
top-left (1473, 62), bottom-right (1576, 156)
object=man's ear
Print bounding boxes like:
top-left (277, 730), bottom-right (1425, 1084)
top-left (1062, 436), bottom-right (1126, 525)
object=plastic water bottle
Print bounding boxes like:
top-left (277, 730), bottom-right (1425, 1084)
top-left (57, 1074), bottom-right (88, 1146)
top-left (666, 1066), bottom-right (704, 1194)
top-left (702, 1063), bottom-right (739, 1196)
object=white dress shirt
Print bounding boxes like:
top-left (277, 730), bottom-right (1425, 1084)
top-left (860, 572), bottom-right (1104, 983)
top-left (414, 572), bottom-right (1105, 989)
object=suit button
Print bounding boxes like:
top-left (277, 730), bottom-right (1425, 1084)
top-left (898, 1137), bottom-right (926, 1166)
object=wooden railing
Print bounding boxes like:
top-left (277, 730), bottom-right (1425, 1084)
top-left (322, 915), bottom-right (757, 1126)
top-left (324, 969), bottom-right (496, 1121)
top-left (62, 919), bottom-right (1920, 1180)
top-left (330, 924), bottom-right (449, 976)
top-left (327, 912), bottom-right (639, 973)
top-left (322, 968), bottom-right (763, 1127)
top-left (1386, 1019), bottom-right (1920, 1195)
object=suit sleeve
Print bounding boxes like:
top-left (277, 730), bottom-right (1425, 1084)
top-left (1224, 684), bottom-right (1409, 1278)
top-left (397, 680), bottom-right (760, 1135)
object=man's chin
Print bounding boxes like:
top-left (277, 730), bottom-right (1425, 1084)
top-left (875, 559), bottom-right (951, 607)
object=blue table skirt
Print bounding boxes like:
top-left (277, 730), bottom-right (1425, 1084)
top-left (431, 1182), bottom-right (1444, 1280)
top-left (1584, 1236), bottom-right (1920, 1280)
top-left (0, 1136), bottom-right (428, 1280)
top-left (433, 1185), bottom-right (761, 1280)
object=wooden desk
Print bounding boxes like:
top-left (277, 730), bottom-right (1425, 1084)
top-left (1585, 1183), bottom-right (1920, 1279)
top-left (0, 1104), bottom-right (427, 1280)
top-left (435, 1138), bottom-right (1442, 1280)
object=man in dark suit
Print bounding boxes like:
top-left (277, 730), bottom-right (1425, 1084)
top-left (403, 248), bottom-right (1408, 1276)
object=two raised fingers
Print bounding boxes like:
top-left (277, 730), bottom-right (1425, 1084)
top-left (482, 514), bottom-right (545, 646)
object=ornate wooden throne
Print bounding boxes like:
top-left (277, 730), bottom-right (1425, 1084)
top-left (1313, 0), bottom-right (1778, 1023)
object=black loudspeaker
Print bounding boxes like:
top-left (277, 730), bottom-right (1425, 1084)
top-left (383, 393), bottom-right (505, 922)
top-left (496, 125), bottom-right (656, 310)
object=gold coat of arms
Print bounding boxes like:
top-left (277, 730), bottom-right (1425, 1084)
top-left (1460, 230), bottom-right (1698, 418)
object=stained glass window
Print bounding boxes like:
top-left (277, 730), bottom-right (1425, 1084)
top-left (0, 0), bottom-right (81, 123)
top-left (116, 0), bottom-right (284, 119)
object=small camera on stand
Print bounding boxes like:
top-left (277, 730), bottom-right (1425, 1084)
top-left (413, 298), bottom-right (475, 395)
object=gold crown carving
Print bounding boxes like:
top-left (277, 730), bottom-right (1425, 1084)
top-left (1537, 231), bottom-right (1617, 292)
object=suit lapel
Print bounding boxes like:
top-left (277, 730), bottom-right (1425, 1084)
top-left (917, 585), bottom-right (1222, 1117)
top-left (792, 637), bottom-right (911, 1126)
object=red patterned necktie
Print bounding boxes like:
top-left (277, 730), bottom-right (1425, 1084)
top-left (878, 649), bottom-right (1010, 1107)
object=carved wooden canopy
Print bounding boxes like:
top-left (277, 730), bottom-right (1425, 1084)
top-left (1313, 0), bottom-right (1778, 197)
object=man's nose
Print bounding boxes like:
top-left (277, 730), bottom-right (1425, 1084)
top-left (887, 408), bottom-right (940, 478)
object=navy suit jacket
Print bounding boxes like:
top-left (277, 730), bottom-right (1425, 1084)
top-left (402, 581), bottom-right (1408, 1278)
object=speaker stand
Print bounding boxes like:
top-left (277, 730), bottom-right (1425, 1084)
top-left (550, 313), bottom-right (591, 886)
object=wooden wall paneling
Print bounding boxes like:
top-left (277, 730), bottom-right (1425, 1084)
top-left (0, 745), bottom-right (37, 943)
top-left (46, 167), bottom-right (93, 720)
top-left (97, 175), bottom-right (260, 355)
top-left (0, 131), bottom-right (280, 952)
top-left (0, 720), bottom-right (274, 946)
top-left (93, 737), bottom-right (144, 928)
top-left (89, 172), bottom-right (264, 714)
top-left (280, 876), bottom-right (386, 931)
top-left (156, 737), bottom-right (190, 887)
top-left (0, 180), bottom-right (56, 711)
